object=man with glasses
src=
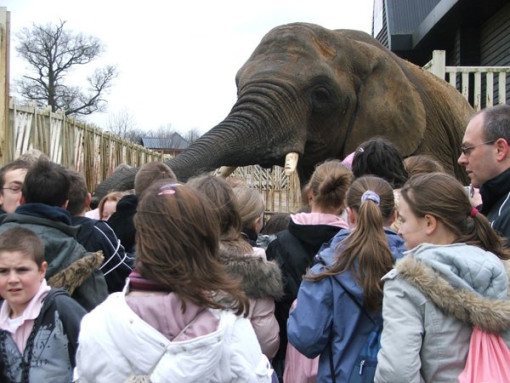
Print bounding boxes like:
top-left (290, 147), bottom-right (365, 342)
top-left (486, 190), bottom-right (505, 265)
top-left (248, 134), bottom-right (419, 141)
top-left (458, 104), bottom-right (510, 239)
top-left (0, 159), bottom-right (31, 215)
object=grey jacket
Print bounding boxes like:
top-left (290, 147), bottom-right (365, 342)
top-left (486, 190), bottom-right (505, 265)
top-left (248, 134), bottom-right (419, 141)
top-left (375, 243), bottom-right (510, 383)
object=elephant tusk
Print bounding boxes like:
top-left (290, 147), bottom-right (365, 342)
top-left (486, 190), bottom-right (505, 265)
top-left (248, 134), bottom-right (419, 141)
top-left (217, 166), bottom-right (237, 178)
top-left (284, 152), bottom-right (299, 175)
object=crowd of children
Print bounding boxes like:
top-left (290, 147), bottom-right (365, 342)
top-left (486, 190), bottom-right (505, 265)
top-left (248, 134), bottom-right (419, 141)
top-left (0, 104), bottom-right (509, 382)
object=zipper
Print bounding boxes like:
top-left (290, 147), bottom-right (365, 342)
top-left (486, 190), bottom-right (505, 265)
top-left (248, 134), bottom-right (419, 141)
top-left (359, 359), bottom-right (366, 375)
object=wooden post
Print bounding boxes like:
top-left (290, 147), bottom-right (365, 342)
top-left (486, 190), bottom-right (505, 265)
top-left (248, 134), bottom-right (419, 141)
top-left (0, 8), bottom-right (10, 166)
top-left (429, 50), bottom-right (446, 79)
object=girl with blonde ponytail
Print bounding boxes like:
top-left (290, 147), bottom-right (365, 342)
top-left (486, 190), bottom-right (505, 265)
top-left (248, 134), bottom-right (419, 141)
top-left (287, 176), bottom-right (406, 382)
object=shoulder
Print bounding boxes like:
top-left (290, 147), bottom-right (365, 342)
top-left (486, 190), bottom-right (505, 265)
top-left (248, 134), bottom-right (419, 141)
top-left (43, 289), bottom-right (87, 319)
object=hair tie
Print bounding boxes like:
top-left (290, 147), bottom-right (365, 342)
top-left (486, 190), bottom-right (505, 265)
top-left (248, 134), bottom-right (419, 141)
top-left (470, 207), bottom-right (479, 218)
top-left (361, 190), bottom-right (380, 205)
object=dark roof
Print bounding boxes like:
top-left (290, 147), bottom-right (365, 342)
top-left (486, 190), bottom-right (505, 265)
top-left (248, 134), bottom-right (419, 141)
top-left (377, 0), bottom-right (510, 65)
top-left (141, 133), bottom-right (189, 150)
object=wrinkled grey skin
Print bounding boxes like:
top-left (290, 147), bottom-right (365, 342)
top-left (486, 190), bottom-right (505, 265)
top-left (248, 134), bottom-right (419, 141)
top-left (93, 22), bottom-right (472, 202)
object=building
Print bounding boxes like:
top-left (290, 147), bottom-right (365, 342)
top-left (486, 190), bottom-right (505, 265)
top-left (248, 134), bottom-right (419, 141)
top-left (373, 0), bottom-right (510, 106)
top-left (141, 132), bottom-right (189, 157)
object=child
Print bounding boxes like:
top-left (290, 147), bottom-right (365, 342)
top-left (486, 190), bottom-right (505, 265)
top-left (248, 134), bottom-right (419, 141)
top-left (375, 172), bottom-right (510, 382)
top-left (75, 181), bottom-right (273, 382)
top-left (287, 176), bottom-right (406, 382)
top-left (0, 227), bottom-right (86, 383)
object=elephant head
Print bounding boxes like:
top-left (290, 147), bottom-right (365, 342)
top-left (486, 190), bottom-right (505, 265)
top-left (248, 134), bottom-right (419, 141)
top-left (94, 23), bottom-right (472, 201)
top-left (165, 22), bottom-right (472, 184)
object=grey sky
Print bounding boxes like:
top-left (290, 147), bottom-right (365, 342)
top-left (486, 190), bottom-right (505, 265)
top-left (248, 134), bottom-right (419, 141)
top-left (4, 0), bottom-right (373, 135)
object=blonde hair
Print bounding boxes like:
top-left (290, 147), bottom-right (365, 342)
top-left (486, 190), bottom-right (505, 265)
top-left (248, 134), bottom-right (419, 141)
top-left (232, 184), bottom-right (265, 230)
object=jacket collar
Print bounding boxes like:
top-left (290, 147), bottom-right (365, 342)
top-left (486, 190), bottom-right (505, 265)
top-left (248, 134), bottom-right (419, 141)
top-left (480, 167), bottom-right (510, 215)
top-left (15, 203), bottom-right (72, 225)
top-left (395, 255), bottom-right (510, 333)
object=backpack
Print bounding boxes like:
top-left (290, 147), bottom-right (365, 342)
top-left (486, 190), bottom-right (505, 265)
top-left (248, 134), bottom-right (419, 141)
top-left (329, 278), bottom-right (382, 383)
top-left (348, 323), bottom-right (382, 383)
top-left (458, 326), bottom-right (510, 383)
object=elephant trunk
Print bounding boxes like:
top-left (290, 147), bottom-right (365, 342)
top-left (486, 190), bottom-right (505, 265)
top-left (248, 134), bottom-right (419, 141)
top-left (166, 80), bottom-right (307, 182)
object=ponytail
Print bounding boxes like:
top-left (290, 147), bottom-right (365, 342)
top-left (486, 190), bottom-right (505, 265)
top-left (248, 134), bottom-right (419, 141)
top-left (306, 176), bottom-right (395, 311)
top-left (461, 212), bottom-right (510, 260)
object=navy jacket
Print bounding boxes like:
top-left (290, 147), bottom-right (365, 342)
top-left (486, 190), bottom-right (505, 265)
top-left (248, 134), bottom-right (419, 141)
top-left (71, 216), bottom-right (134, 293)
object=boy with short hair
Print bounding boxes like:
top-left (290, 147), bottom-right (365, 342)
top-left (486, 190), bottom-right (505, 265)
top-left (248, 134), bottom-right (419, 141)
top-left (0, 227), bottom-right (86, 382)
top-left (0, 157), bottom-right (108, 310)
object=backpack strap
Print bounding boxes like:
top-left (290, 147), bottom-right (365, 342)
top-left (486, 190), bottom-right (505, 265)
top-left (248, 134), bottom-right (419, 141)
top-left (332, 277), bottom-right (377, 326)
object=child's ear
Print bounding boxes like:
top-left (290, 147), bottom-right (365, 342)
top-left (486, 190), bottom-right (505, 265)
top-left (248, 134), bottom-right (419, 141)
top-left (40, 261), bottom-right (48, 279)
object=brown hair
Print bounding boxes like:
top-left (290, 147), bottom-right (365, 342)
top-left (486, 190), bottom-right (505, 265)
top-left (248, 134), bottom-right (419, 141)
top-left (134, 161), bottom-right (177, 197)
top-left (0, 159), bottom-right (31, 191)
top-left (401, 172), bottom-right (510, 260)
top-left (307, 176), bottom-right (395, 311)
top-left (134, 180), bottom-right (249, 315)
top-left (404, 154), bottom-right (445, 177)
top-left (304, 159), bottom-right (353, 214)
top-left (0, 227), bottom-right (45, 268)
top-left (66, 170), bottom-right (89, 216)
top-left (187, 175), bottom-right (252, 254)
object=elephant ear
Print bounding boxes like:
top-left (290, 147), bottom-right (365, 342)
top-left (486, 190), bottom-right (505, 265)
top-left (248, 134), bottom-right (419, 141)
top-left (346, 35), bottom-right (426, 157)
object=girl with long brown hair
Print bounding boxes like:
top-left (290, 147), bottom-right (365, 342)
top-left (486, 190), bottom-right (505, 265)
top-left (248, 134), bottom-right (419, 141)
top-left (187, 175), bottom-right (283, 362)
top-left (287, 176), bottom-right (406, 382)
top-left (376, 172), bottom-right (510, 382)
top-left (75, 181), bottom-right (273, 382)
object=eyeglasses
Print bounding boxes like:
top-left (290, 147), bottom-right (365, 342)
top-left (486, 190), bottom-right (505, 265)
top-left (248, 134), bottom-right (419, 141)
top-left (1, 185), bottom-right (22, 193)
top-left (460, 140), bottom-right (496, 156)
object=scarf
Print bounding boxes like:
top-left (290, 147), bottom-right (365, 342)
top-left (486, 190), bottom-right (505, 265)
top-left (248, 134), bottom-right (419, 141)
top-left (128, 270), bottom-right (170, 292)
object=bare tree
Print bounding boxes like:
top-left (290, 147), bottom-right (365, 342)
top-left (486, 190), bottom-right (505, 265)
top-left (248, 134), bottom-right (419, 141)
top-left (183, 127), bottom-right (201, 144)
top-left (15, 20), bottom-right (117, 116)
top-left (106, 108), bottom-right (138, 139)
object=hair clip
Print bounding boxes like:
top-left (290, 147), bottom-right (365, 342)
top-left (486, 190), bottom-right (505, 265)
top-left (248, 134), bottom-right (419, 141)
top-left (157, 183), bottom-right (182, 196)
top-left (158, 189), bottom-right (176, 196)
top-left (361, 190), bottom-right (380, 205)
top-left (357, 147), bottom-right (365, 154)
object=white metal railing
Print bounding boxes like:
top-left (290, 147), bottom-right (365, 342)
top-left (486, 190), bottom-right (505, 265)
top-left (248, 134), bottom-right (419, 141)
top-left (424, 50), bottom-right (510, 111)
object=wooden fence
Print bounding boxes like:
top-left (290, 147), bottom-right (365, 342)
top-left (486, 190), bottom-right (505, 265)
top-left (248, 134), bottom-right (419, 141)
top-left (6, 100), bottom-right (303, 214)
top-left (424, 50), bottom-right (510, 110)
top-left (8, 100), bottom-right (163, 194)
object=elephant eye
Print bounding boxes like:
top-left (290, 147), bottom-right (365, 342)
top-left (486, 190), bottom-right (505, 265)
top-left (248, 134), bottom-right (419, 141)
top-left (310, 86), bottom-right (337, 114)
top-left (312, 88), bottom-right (331, 103)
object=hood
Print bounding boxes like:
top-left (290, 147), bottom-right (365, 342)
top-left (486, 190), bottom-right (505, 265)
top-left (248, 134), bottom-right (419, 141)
top-left (290, 212), bottom-right (349, 228)
top-left (395, 245), bottom-right (510, 333)
top-left (15, 203), bottom-right (73, 225)
top-left (409, 243), bottom-right (507, 299)
top-left (115, 194), bottom-right (138, 211)
top-left (287, 216), bottom-right (345, 255)
top-left (220, 253), bottom-right (284, 300)
top-left (91, 291), bottom-right (237, 382)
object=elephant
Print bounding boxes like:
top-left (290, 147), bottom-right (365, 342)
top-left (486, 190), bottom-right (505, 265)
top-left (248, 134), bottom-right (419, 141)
top-left (93, 22), bottom-right (473, 202)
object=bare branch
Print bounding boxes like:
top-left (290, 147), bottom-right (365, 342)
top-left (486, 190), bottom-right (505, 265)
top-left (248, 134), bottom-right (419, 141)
top-left (15, 20), bottom-right (117, 116)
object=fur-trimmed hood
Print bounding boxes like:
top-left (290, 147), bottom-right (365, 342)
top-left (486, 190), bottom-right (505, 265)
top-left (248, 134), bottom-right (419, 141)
top-left (220, 253), bottom-right (284, 300)
top-left (394, 245), bottom-right (510, 333)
